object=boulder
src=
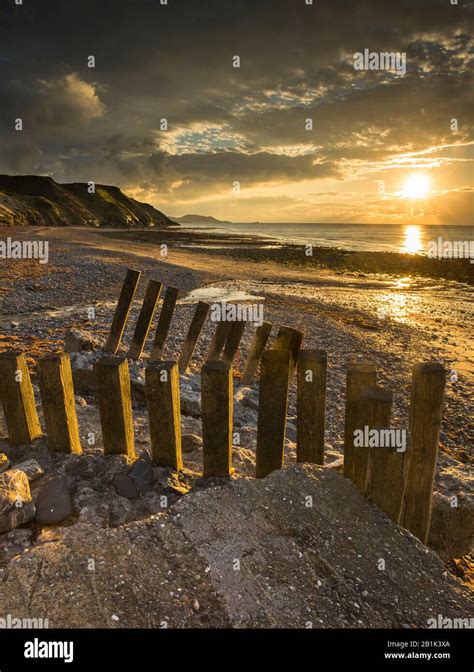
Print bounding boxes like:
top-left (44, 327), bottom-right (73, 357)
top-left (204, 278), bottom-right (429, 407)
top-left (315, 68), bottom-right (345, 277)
top-left (64, 329), bottom-right (104, 353)
top-left (112, 474), bottom-right (139, 500)
top-left (13, 459), bottom-right (44, 482)
top-left (35, 477), bottom-right (72, 525)
top-left (0, 469), bottom-right (35, 534)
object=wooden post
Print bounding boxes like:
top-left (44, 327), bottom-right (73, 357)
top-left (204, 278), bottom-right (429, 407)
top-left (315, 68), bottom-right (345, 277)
top-left (401, 362), bottom-right (446, 543)
top-left (150, 286), bottom-right (179, 361)
top-left (343, 361), bottom-right (377, 483)
top-left (256, 350), bottom-right (291, 478)
top-left (0, 351), bottom-right (42, 446)
top-left (178, 301), bottom-right (210, 373)
top-left (206, 320), bottom-right (232, 362)
top-left (241, 322), bottom-right (272, 385)
top-left (145, 361), bottom-right (182, 471)
top-left (93, 356), bottom-right (136, 458)
top-left (360, 386), bottom-right (407, 523)
top-left (201, 361), bottom-right (233, 477)
top-left (274, 326), bottom-right (303, 370)
top-left (296, 350), bottom-right (327, 465)
top-left (222, 321), bottom-right (246, 365)
top-left (127, 280), bottom-right (163, 360)
top-left (37, 353), bottom-right (82, 454)
top-left (104, 269), bottom-right (141, 354)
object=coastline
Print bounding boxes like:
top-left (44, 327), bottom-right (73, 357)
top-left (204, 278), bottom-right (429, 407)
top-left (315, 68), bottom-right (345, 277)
top-left (98, 227), bottom-right (474, 286)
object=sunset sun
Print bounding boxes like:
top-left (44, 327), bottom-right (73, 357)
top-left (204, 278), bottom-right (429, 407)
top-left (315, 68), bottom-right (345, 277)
top-left (403, 173), bottom-right (431, 200)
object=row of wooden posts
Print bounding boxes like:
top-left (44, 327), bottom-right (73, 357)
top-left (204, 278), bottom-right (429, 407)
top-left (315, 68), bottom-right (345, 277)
top-left (100, 268), bottom-right (303, 379)
top-left (0, 338), bottom-right (445, 545)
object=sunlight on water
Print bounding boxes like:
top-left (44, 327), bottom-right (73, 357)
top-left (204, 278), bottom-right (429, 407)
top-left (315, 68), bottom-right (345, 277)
top-left (376, 284), bottom-right (424, 323)
top-left (393, 276), bottom-right (412, 289)
top-left (181, 286), bottom-right (264, 304)
top-left (401, 225), bottom-right (422, 254)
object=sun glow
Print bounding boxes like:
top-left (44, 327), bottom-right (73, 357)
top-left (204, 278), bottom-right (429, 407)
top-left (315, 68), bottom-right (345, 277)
top-left (403, 173), bottom-right (430, 199)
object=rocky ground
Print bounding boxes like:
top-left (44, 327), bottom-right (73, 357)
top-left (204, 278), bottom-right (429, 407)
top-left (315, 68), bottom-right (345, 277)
top-left (1, 467), bottom-right (472, 628)
top-left (0, 225), bottom-right (472, 626)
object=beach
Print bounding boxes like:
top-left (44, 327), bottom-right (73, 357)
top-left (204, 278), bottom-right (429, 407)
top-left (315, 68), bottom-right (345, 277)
top-left (1, 224), bottom-right (471, 460)
top-left (0, 223), bottom-right (472, 598)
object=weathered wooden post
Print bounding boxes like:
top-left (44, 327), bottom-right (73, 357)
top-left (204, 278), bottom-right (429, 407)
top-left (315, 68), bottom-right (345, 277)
top-left (0, 351), bottom-right (42, 446)
top-left (343, 361), bottom-right (377, 483)
top-left (274, 326), bottom-right (303, 370)
top-left (201, 361), bottom-right (233, 477)
top-left (256, 349), bottom-right (291, 478)
top-left (401, 362), bottom-right (446, 543)
top-left (150, 286), bottom-right (179, 361)
top-left (206, 320), bottom-right (232, 362)
top-left (93, 356), bottom-right (136, 458)
top-left (127, 280), bottom-right (163, 360)
top-left (145, 361), bottom-right (182, 471)
top-left (37, 353), bottom-right (82, 454)
top-left (104, 269), bottom-right (141, 354)
top-left (178, 301), bottom-right (210, 373)
top-left (360, 386), bottom-right (407, 523)
top-left (240, 322), bottom-right (272, 385)
top-left (222, 320), bottom-right (246, 365)
top-left (296, 350), bottom-right (327, 465)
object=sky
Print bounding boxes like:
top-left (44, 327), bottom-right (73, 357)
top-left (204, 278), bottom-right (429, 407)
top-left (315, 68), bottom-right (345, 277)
top-left (0, 0), bottom-right (472, 223)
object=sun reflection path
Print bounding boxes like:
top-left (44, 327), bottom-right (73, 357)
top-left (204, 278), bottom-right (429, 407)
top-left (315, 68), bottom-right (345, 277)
top-left (401, 225), bottom-right (422, 255)
top-left (376, 290), bottom-right (427, 323)
top-left (376, 277), bottom-right (425, 323)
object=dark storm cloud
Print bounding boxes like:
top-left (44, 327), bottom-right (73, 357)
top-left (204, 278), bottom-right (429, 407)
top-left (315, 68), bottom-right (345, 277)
top-left (0, 0), bottom-right (472, 207)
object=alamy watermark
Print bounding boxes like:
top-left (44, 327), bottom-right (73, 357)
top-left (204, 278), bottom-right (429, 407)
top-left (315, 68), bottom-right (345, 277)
top-left (353, 49), bottom-right (406, 76)
top-left (0, 614), bottom-right (49, 629)
top-left (210, 302), bottom-right (264, 327)
top-left (427, 614), bottom-right (474, 629)
top-left (427, 237), bottom-right (474, 263)
top-left (0, 237), bottom-right (49, 264)
top-left (24, 638), bottom-right (73, 664)
top-left (353, 426), bottom-right (407, 453)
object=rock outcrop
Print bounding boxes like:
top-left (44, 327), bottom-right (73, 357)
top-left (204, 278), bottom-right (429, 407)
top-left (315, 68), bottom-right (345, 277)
top-left (0, 175), bottom-right (176, 228)
top-left (0, 466), bottom-right (471, 628)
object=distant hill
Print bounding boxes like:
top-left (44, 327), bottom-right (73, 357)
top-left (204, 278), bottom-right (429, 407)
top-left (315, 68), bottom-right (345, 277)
top-left (174, 214), bottom-right (232, 225)
top-left (0, 175), bottom-right (177, 228)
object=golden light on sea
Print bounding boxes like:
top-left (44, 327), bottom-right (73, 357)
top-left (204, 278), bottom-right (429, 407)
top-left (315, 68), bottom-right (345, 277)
top-left (402, 225), bottom-right (422, 255)
top-left (403, 173), bottom-right (430, 199)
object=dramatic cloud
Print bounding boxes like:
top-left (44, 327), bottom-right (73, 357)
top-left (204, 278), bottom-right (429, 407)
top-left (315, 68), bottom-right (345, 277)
top-left (0, 0), bottom-right (472, 222)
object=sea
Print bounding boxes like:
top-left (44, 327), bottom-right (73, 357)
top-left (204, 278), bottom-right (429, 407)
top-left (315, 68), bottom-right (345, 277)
top-left (184, 222), bottom-right (473, 256)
